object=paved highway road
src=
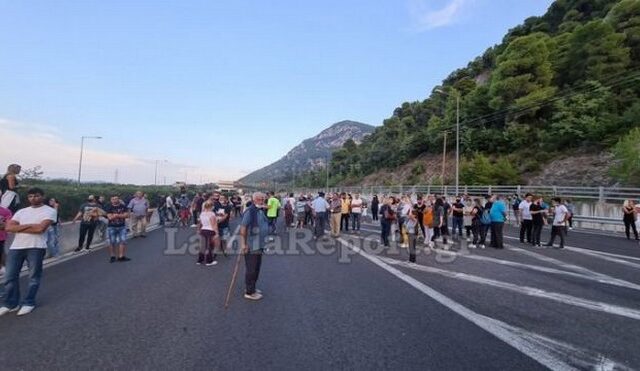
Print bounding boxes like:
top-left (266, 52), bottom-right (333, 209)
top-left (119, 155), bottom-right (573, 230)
top-left (1, 218), bottom-right (639, 370)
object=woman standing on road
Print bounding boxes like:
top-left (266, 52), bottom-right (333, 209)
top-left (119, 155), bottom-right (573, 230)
top-left (46, 197), bottom-right (61, 258)
top-left (0, 164), bottom-right (21, 212)
top-left (371, 195), bottom-right (379, 222)
top-left (623, 199), bottom-right (639, 240)
top-left (197, 201), bottom-right (219, 266)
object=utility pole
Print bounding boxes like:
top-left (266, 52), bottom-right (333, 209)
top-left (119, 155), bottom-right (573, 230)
top-left (114, 169), bottom-right (119, 184)
top-left (455, 94), bottom-right (460, 196)
top-left (325, 154), bottom-right (330, 194)
top-left (441, 131), bottom-right (448, 187)
top-left (77, 135), bottom-right (102, 186)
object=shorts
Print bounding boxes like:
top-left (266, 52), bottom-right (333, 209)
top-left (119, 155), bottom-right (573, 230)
top-left (297, 212), bottom-right (306, 221)
top-left (107, 226), bottom-right (128, 246)
top-left (219, 226), bottom-right (231, 240)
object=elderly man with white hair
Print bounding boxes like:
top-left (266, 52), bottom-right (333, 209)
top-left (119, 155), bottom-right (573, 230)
top-left (239, 192), bottom-right (270, 301)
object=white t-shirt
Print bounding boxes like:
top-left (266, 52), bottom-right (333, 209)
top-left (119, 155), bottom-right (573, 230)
top-left (10, 205), bottom-right (57, 250)
top-left (553, 204), bottom-right (569, 226)
top-left (351, 199), bottom-right (363, 214)
top-left (519, 200), bottom-right (532, 220)
top-left (166, 196), bottom-right (174, 208)
top-left (200, 210), bottom-right (217, 231)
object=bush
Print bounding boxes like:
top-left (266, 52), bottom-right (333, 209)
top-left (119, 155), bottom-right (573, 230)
top-left (611, 127), bottom-right (640, 185)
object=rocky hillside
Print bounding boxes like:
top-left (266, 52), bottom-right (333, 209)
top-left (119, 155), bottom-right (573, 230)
top-left (355, 152), bottom-right (617, 187)
top-left (239, 120), bottom-right (374, 185)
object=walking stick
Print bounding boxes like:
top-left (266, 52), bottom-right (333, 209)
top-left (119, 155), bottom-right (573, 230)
top-left (224, 249), bottom-right (243, 309)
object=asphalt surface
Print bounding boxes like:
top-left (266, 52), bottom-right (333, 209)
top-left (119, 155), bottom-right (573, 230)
top-left (1, 217), bottom-right (639, 370)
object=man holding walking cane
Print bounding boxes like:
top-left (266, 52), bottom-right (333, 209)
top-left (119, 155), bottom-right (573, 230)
top-left (238, 192), bottom-right (270, 301)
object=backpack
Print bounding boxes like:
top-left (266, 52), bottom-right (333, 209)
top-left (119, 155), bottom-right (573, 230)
top-left (480, 208), bottom-right (491, 225)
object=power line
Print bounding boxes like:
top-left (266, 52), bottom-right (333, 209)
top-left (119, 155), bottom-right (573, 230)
top-left (435, 70), bottom-right (640, 133)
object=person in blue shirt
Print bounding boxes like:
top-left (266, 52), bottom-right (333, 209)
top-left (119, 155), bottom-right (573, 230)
top-left (489, 195), bottom-right (507, 249)
top-left (240, 192), bottom-right (270, 301)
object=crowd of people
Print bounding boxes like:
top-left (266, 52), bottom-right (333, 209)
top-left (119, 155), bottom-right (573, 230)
top-left (1, 159), bottom-right (640, 314)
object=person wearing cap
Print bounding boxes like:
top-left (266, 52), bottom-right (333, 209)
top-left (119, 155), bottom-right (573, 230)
top-left (72, 195), bottom-right (104, 252)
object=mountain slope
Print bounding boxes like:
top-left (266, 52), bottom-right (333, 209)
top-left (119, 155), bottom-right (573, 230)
top-left (239, 120), bottom-right (374, 185)
top-left (323, 0), bottom-right (640, 187)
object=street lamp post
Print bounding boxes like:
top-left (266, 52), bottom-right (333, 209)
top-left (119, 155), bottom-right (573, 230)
top-left (155, 160), bottom-right (168, 186)
top-left (325, 154), bottom-right (330, 194)
top-left (78, 136), bottom-right (102, 186)
top-left (435, 88), bottom-right (460, 195)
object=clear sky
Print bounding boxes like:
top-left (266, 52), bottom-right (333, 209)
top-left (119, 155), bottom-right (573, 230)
top-left (0, 0), bottom-right (554, 184)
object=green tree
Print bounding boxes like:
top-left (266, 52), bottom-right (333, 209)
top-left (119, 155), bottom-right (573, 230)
top-left (546, 81), bottom-right (617, 148)
top-left (489, 33), bottom-right (556, 112)
top-left (606, 0), bottom-right (640, 65)
top-left (561, 20), bottom-right (630, 86)
top-left (611, 127), bottom-right (640, 185)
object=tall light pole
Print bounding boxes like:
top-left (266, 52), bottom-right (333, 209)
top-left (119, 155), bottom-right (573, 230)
top-left (155, 160), bottom-right (168, 186)
top-left (441, 131), bottom-right (448, 187)
top-left (435, 88), bottom-right (460, 195)
top-left (325, 154), bottom-right (330, 194)
top-left (78, 136), bottom-right (102, 186)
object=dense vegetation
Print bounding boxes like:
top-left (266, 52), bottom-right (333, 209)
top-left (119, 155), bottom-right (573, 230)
top-left (300, 0), bottom-right (640, 187)
top-left (12, 178), bottom-right (190, 221)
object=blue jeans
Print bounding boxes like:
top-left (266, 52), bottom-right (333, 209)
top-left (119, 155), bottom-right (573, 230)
top-left (452, 216), bottom-right (463, 236)
top-left (46, 225), bottom-right (60, 257)
top-left (4, 248), bottom-right (46, 308)
top-left (107, 226), bottom-right (128, 246)
top-left (351, 213), bottom-right (361, 231)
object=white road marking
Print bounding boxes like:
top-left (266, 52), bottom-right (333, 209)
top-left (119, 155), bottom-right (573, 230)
top-left (357, 226), bottom-right (640, 290)
top-left (563, 247), bottom-right (640, 270)
top-left (564, 247), bottom-right (640, 262)
top-left (436, 249), bottom-right (640, 292)
top-left (338, 238), bottom-right (627, 371)
top-left (377, 256), bottom-right (640, 322)
top-left (503, 235), bottom-right (640, 268)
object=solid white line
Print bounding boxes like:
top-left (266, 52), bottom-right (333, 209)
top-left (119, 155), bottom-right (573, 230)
top-left (337, 238), bottom-right (624, 371)
top-left (563, 247), bottom-right (640, 270)
top-left (359, 225), bottom-right (640, 287)
top-left (438, 250), bottom-right (640, 292)
top-left (377, 256), bottom-right (640, 321)
top-left (564, 247), bottom-right (640, 262)
top-left (506, 245), bottom-right (611, 276)
top-left (503, 235), bottom-right (640, 266)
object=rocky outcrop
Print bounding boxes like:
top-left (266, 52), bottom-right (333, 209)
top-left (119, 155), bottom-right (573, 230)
top-left (239, 120), bottom-right (374, 184)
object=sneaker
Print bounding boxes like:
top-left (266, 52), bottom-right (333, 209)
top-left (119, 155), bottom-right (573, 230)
top-left (0, 306), bottom-right (19, 316)
top-left (255, 289), bottom-right (263, 294)
top-left (469, 244), bottom-right (477, 249)
top-left (190, 224), bottom-right (197, 228)
top-left (244, 292), bottom-right (263, 301)
top-left (466, 238), bottom-right (471, 243)
top-left (17, 305), bottom-right (35, 316)
top-left (480, 244), bottom-right (486, 249)
top-left (206, 261), bottom-right (218, 266)
top-left (109, 256), bottom-right (116, 263)
top-left (117, 256), bottom-right (131, 262)
top-left (74, 247), bottom-right (83, 253)
top-left (85, 246), bottom-right (91, 251)
top-left (196, 261), bottom-right (203, 265)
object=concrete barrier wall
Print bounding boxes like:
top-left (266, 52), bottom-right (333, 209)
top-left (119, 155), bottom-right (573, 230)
top-left (3, 211), bottom-right (161, 257)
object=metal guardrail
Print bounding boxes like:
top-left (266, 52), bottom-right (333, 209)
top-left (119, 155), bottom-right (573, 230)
top-left (281, 185), bottom-right (640, 203)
